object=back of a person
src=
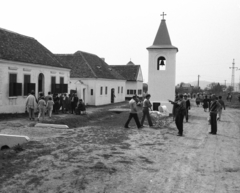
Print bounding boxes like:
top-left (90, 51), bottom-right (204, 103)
top-left (47, 100), bottom-right (54, 109)
top-left (129, 99), bottom-right (136, 113)
top-left (38, 99), bottom-right (46, 109)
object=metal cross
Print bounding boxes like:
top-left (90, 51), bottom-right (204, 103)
top-left (161, 12), bottom-right (166, 20)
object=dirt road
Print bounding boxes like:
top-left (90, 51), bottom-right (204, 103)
top-left (0, 103), bottom-right (240, 193)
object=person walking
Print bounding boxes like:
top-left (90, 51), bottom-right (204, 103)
top-left (202, 95), bottom-right (209, 112)
top-left (184, 94), bottom-right (191, 122)
top-left (37, 96), bottom-right (46, 121)
top-left (172, 95), bottom-right (179, 121)
top-left (195, 94), bottom-right (201, 107)
top-left (46, 97), bottom-right (54, 118)
top-left (169, 94), bottom-right (186, 136)
top-left (25, 90), bottom-right (37, 121)
top-left (141, 94), bottom-right (153, 127)
top-left (124, 95), bottom-right (142, 129)
top-left (209, 94), bottom-right (221, 135)
top-left (217, 96), bottom-right (225, 121)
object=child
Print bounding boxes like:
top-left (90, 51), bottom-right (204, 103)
top-left (75, 99), bottom-right (86, 115)
top-left (38, 96), bottom-right (46, 121)
top-left (46, 97), bottom-right (54, 118)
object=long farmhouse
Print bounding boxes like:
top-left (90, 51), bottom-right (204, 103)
top-left (55, 52), bottom-right (126, 106)
top-left (0, 28), bottom-right (70, 114)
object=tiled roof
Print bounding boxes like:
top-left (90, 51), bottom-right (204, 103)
top-left (55, 51), bottom-right (125, 80)
top-left (0, 28), bottom-right (68, 68)
top-left (109, 65), bottom-right (140, 81)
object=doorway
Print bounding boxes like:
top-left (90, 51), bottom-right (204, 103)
top-left (111, 88), bottom-right (115, 103)
top-left (38, 73), bottom-right (45, 94)
top-left (83, 88), bottom-right (86, 103)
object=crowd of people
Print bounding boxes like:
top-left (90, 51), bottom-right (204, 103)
top-left (125, 92), bottom-right (227, 137)
top-left (25, 91), bottom-right (86, 121)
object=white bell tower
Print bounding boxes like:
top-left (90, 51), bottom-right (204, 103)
top-left (147, 13), bottom-right (178, 113)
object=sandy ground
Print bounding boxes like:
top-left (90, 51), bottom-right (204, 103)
top-left (0, 102), bottom-right (240, 193)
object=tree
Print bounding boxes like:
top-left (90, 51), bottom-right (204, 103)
top-left (226, 86), bottom-right (234, 93)
top-left (207, 82), bottom-right (222, 94)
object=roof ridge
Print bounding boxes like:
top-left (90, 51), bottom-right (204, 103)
top-left (0, 27), bottom-right (35, 39)
top-left (78, 51), bottom-right (97, 78)
top-left (54, 53), bottom-right (74, 56)
top-left (75, 50), bottom-right (98, 57)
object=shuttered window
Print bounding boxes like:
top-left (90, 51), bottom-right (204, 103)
top-left (9, 74), bottom-right (22, 97)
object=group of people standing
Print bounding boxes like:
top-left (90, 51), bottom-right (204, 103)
top-left (124, 91), bottom-right (226, 137)
top-left (25, 91), bottom-right (86, 121)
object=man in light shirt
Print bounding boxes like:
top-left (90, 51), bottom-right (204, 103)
top-left (124, 95), bottom-right (142, 129)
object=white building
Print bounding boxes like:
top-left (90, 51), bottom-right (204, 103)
top-left (55, 51), bottom-right (126, 106)
top-left (0, 28), bottom-right (70, 114)
top-left (110, 61), bottom-right (143, 100)
top-left (147, 17), bottom-right (178, 112)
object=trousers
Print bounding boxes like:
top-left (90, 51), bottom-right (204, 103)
top-left (125, 113), bottom-right (141, 128)
top-left (141, 108), bottom-right (153, 126)
top-left (210, 113), bottom-right (217, 134)
top-left (175, 113), bottom-right (184, 135)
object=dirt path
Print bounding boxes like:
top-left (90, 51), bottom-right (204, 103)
top-left (0, 103), bottom-right (240, 193)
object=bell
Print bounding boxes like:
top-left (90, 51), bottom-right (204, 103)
top-left (160, 60), bottom-right (165, 66)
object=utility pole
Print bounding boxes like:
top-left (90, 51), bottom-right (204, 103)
top-left (229, 59), bottom-right (238, 92)
top-left (197, 75), bottom-right (200, 90)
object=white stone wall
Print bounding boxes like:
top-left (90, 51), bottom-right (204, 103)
top-left (147, 49), bottom-right (177, 112)
top-left (69, 78), bottom-right (126, 106)
top-left (0, 59), bottom-right (70, 114)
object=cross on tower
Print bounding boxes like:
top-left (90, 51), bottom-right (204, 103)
top-left (161, 12), bottom-right (166, 20)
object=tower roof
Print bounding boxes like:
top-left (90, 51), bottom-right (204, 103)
top-left (126, 60), bottom-right (134, 66)
top-left (147, 19), bottom-right (178, 51)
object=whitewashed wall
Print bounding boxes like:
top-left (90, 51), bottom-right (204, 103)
top-left (147, 49), bottom-right (177, 112)
top-left (0, 59), bottom-right (70, 114)
top-left (69, 78), bottom-right (126, 106)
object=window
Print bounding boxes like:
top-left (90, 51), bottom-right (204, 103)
top-left (138, 89), bottom-right (142, 95)
top-left (23, 74), bottom-right (31, 96)
top-left (91, 89), bottom-right (93, 95)
top-left (134, 90), bottom-right (136, 94)
top-left (157, 56), bottom-right (166, 71)
top-left (9, 73), bottom-right (22, 97)
top-left (105, 86), bottom-right (107, 95)
top-left (100, 87), bottom-right (103, 95)
top-left (51, 76), bottom-right (56, 84)
top-left (121, 86), bottom-right (123, 93)
top-left (129, 90), bottom-right (134, 95)
top-left (51, 77), bottom-right (56, 93)
top-left (60, 77), bottom-right (64, 84)
top-left (127, 90), bottom-right (130, 94)
top-left (118, 86), bottom-right (120, 93)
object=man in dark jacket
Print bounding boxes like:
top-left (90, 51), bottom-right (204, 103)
top-left (184, 93), bottom-right (191, 122)
top-left (169, 94), bottom-right (186, 136)
top-left (209, 94), bottom-right (221, 135)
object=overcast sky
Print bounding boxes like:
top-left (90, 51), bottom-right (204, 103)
top-left (1, 0), bottom-right (240, 86)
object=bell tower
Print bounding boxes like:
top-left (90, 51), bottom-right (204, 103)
top-left (147, 13), bottom-right (178, 112)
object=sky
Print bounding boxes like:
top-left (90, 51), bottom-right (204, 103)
top-left (1, 0), bottom-right (240, 87)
